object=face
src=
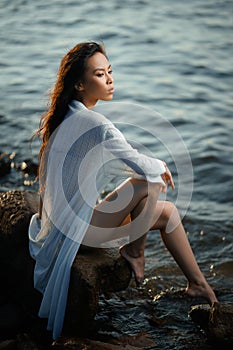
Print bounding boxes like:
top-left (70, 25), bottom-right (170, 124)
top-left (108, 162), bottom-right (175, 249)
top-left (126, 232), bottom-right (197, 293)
top-left (78, 52), bottom-right (114, 109)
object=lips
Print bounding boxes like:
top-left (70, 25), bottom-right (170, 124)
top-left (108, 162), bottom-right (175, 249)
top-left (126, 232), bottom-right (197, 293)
top-left (108, 87), bottom-right (114, 93)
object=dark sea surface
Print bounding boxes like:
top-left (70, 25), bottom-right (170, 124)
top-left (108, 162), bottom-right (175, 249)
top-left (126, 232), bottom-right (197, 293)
top-left (0, 0), bottom-right (233, 349)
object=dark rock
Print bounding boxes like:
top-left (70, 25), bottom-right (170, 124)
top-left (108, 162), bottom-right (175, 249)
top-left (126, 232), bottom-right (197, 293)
top-left (17, 159), bottom-right (38, 176)
top-left (53, 332), bottom-right (157, 349)
top-left (16, 333), bottom-right (41, 350)
top-left (0, 190), bottom-right (132, 338)
top-left (0, 190), bottom-right (39, 237)
top-left (0, 152), bottom-right (11, 177)
top-left (53, 336), bottom-right (141, 350)
top-left (0, 339), bottom-right (17, 350)
top-left (65, 247), bottom-right (132, 335)
top-left (189, 302), bottom-right (233, 345)
top-left (0, 190), bottom-right (41, 311)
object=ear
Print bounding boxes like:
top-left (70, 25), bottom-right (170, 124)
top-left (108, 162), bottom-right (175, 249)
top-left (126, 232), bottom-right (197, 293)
top-left (75, 82), bottom-right (84, 92)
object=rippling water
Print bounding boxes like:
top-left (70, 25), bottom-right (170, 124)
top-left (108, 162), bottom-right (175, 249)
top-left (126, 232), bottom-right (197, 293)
top-left (0, 0), bottom-right (233, 348)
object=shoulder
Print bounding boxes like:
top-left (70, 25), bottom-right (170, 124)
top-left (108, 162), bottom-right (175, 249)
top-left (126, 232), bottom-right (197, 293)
top-left (67, 101), bottom-right (112, 128)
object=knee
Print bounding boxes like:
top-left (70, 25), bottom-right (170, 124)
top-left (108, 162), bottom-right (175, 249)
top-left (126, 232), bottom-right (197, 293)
top-left (161, 201), bottom-right (179, 222)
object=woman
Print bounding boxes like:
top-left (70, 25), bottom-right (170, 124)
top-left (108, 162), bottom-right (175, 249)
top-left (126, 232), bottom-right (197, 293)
top-left (29, 42), bottom-right (217, 340)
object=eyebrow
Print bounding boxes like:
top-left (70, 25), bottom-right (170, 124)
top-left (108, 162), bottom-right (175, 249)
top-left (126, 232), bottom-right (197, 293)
top-left (93, 65), bottom-right (111, 73)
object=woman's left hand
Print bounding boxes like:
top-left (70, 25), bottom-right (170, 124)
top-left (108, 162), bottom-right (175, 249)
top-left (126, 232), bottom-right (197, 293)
top-left (161, 162), bottom-right (175, 192)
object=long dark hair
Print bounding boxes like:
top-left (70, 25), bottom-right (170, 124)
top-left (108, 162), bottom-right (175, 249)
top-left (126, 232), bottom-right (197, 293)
top-left (37, 42), bottom-right (106, 162)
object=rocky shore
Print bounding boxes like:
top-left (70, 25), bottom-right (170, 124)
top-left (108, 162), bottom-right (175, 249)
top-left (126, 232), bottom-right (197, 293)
top-left (0, 153), bottom-right (233, 349)
top-left (0, 189), bottom-right (136, 349)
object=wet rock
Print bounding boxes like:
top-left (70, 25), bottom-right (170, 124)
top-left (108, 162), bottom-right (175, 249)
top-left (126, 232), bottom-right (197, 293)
top-left (16, 333), bottom-right (40, 350)
top-left (112, 332), bottom-right (157, 348)
top-left (65, 247), bottom-right (132, 335)
top-left (0, 190), bottom-right (39, 237)
top-left (53, 336), bottom-right (143, 350)
top-left (0, 190), bottom-right (41, 309)
top-left (189, 302), bottom-right (233, 345)
top-left (17, 159), bottom-right (38, 176)
top-left (0, 339), bottom-right (17, 350)
top-left (0, 152), bottom-right (11, 177)
top-left (0, 190), bottom-right (132, 338)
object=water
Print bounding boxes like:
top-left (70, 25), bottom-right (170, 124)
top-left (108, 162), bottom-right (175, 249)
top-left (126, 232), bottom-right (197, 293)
top-left (0, 0), bottom-right (233, 348)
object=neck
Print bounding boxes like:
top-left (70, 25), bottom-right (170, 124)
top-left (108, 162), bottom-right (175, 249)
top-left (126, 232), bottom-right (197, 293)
top-left (77, 97), bottom-right (98, 110)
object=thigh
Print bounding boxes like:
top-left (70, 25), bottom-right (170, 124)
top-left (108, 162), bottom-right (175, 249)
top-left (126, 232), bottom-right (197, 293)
top-left (90, 177), bottom-right (149, 229)
top-left (83, 178), bottom-right (161, 246)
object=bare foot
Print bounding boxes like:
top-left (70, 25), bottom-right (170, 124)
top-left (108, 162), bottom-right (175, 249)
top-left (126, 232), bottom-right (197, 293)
top-left (119, 245), bottom-right (145, 286)
top-left (186, 281), bottom-right (218, 305)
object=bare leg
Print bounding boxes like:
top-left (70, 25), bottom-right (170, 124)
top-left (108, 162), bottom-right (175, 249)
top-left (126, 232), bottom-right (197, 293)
top-left (151, 201), bottom-right (218, 304)
top-left (119, 183), bottom-right (161, 285)
top-left (83, 178), bottom-right (151, 242)
top-left (119, 197), bottom-right (148, 286)
top-left (84, 178), bottom-right (218, 303)
top-left (121, 199), bottom-right (218, 303)
top-left (83, 179), bottom-right (161, 285)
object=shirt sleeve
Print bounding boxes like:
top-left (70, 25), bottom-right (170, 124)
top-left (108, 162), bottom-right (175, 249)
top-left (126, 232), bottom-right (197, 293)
top-left (103, 124), bottom-right (166, 184)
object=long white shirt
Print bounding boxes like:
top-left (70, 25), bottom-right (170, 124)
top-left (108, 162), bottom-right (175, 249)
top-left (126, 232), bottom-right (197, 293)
top-left (28, 100), bottom-right (166, 339)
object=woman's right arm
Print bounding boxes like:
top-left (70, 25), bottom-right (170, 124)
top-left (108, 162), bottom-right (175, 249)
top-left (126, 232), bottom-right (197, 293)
top-left (103, 125), bottom-right (174, 191)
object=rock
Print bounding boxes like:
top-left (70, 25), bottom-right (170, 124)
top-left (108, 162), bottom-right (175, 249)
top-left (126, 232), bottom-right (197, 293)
top-left (17, 159), bottom-right (38, 176)
top-left (0, 339), bottom-right (17, 350)
top-left (189, 302), bottom-right (233, 345)
top-left (53, 332), bottom-right (157, 349)
top-left (112, 332), bottom-right (157, 348)
top-left (0, 190), bottom-right (39, 237)
top-left (16, 333), bottom-right (40, 350)
top-left (0, 190), bottom-right (132, 338)
top-left (65, 247), bottom-right (132, 335)
top-left (0, 152), bottom-right (11, 177)
top-left (0, 190), bottom-right (41, 312)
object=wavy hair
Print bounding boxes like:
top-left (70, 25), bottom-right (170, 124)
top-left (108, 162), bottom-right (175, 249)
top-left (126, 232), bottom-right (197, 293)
top-left (36, 42), bottom-right (106, 162)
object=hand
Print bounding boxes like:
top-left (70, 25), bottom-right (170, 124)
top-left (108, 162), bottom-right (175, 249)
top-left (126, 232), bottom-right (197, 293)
top-left (161, 162), bottom-right (175, 192)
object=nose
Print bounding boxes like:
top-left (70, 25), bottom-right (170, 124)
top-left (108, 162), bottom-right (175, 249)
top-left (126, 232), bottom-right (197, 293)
top-left (106, 73), bottom-right (113, 84)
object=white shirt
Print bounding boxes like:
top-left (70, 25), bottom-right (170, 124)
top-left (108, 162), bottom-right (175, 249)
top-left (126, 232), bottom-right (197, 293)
top-left (28, 100), bottom-right (165, 339)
